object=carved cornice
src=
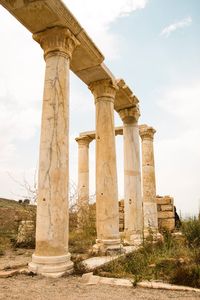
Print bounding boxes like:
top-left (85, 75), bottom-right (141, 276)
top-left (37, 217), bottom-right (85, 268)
top-left (118, 105), bottom-right (140, 124)
top-left (33, 26), bottom-right (80, 59)
top-left (75, 136), bottom-right (93, 146)
top-left (89, 79), bottom-right (118, 104)
top-left (139, 124), bottom-right (156, 141)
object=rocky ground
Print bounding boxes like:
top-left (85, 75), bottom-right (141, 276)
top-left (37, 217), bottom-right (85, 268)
top-left (1, 274), bottom-right (200, 300)
top-left (0, 250), bottom-right (200, 300)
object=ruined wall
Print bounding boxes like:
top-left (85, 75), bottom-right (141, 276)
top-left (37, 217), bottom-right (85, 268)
top-left (118, 196), bottom-right (175, 233)
top-left (156, 196), bottom-right (175, 231)
top-left (16, 220), bottom-right (35, 247)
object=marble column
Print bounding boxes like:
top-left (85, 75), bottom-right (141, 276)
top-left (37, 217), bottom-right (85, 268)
top-left (139, 124), bottom-right (158, 236)
top-left (119, 106), bottom-right (143, 244)
top-left (29, 27), bottom-right (79, 277)
top-left (75, 136), bottom-right (92, 224)
top-left (89, 79), bottom-right (121, 253)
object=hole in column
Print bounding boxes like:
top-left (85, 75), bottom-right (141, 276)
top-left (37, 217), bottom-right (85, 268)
top-left (82, 185), bottom-right (85, 187)
top-left (97, 136), bottom-right (100, 140)
top-left (43, 198), bottom-right (46, 202)
top-left (129, 199), bottom-right (132, 204)
top-left (101, 193), bottom-right (103, 195)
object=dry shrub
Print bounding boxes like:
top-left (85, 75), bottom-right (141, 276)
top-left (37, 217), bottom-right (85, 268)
top-left (69, 204), bottom-right (96, 254)
top-left (171, 265), bottom-right (200, 288)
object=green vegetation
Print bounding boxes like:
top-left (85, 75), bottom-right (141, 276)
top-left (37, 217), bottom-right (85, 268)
top-left (95, 218), bottom-right (200, 288)
top-left (0, 198), bottom-right (199, 288)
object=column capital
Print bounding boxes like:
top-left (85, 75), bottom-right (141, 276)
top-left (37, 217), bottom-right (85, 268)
top-left (139, 124), bottom-right (156, 140)
top-left (75, 136), bottom-right (93, 147)
top-left (89, 79), bottom-right (118, 104)
top-left (118, 105), bottom-right (140, 124)
top-left (33, 26), bottom-right (80, 60)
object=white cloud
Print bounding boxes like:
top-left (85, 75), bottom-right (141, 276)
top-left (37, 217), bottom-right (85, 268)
top-left (161, 16), bottom-right (192, 37)
top-left (158, 80), bottom-right (200, 127)
top-left (64, 0), bottom-right (148, 58)
top-left (155, 81), bottom-right (200, 216)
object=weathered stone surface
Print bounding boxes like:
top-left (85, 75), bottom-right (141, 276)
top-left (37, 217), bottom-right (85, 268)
top-left (0, 270), bottom-right (19, 278)
top-left (75, 136), bottom-right (92, 223)
top-left (158, 211), bottom-right (174, 219)
top-left (119, 106), bottom-right (143, 244)
top-left (156, 196), bottom-right (173, 205)
top-left (28, 26), bottom-right (77, 277)
top-left (139, 125), bottom-right (158, 234)
top-left (89, 79), bottom-right (121, 253)
top-left (158, 218), bottom-right (175, 231)
top-left (156, 195), bottom-right (175, 231)
top-left (16, 220), bottom-right (35, 246)
top-left (137, 281), bottom-right (200, 292)
top-left (82, 246), bottom-right (136, 271)
top-left (82, 273), bottom-right (133, 287)
top-left (160, 205), bottom-right (174, 212)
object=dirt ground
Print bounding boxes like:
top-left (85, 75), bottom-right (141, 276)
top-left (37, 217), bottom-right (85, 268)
top-left (1, 275), bottom-right (200, 300)
top-left (0, 250), bottom-right (200, 300)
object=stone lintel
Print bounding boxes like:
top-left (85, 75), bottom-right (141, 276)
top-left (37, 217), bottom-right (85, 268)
top-left (115, 78), bottom-right (139, 112)
top-left (0, 0), bottom-right (104, 75)
top-left (75, 63), bottom-right (115, 86)
top-left (78, 126), bottom-right (123, 142)
top-left (1, 1), bottom-right (141, 115)
top-left (78, 125), bottom-right (158, 141)
top-left (139, 124), bottom-right (156, 140)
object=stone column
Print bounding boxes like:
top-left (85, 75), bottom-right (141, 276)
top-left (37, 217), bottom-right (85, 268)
top-left (119, 106), bottom-right (143, 244)
top-left (75, 136), bottom-right (92, 224)
top-left (89, 79), bottom-right (121, 254)
top-left (29, 27), bottom-right (79, 277)
top-left (139, 124), bottom-right (158, 236)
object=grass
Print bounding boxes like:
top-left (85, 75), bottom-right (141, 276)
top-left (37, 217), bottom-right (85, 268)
top-left (0, 198), bottom-right (199, 288)
top-left (69, 205), bottom-right (96, 255)
top-left (94, 219), bottom-right (200, 288)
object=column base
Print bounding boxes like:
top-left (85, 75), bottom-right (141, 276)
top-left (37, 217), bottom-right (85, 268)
top-left (92, 238), bottom-right (123, 255)
top-left (124, 231), bottom-right (143, 246)
top-left (28, 253), bottom-right (74, 278)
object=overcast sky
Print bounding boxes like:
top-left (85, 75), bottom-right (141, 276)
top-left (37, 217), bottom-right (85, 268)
top-left (0, 0), bottom-right (199, 217)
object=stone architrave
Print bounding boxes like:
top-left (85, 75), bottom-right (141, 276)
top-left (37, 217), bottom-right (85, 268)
top-left (28, 26), bottom-right (79, 277)
top-left (119, 106), bottom-right (143, 244)
top-left (75, 136), bottom-right (92, 223)
top-left (139, 124), bottom-right (158, 236)
top-left (89, 79), bottom-right (121, 253)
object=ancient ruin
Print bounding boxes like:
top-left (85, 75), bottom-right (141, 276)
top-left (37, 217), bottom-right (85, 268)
top-left (0, 0), bottom-right (175, 278)
top-left (75, 125), bottom-right (175, 242)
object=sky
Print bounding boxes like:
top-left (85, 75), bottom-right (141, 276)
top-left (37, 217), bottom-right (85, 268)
top-left (0, 0), bottom-right (199, 217)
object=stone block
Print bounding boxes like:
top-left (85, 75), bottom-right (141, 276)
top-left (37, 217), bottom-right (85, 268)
top-left (160, 205), bottom-right (174, 212)
top-left (0, 270), bottom-right (19, 278)
top-left (158, 211), bottom-right (174, 219)
top-left (156, 196), bottom-right (174, 205)
top-left (158, 218), bottom-right (175, 231)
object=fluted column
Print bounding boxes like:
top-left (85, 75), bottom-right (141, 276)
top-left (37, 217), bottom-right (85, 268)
top-left (89, 79), bottom-right (121, 253)
top-left (119, 106), bottom-right (143, 244)
top-left (139, 124), bottom-right (158, 236)
top-left (29, 26), bottom-right (79, 277)
top-left (75, 136), bottom-right (92, 224)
